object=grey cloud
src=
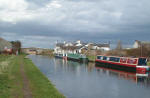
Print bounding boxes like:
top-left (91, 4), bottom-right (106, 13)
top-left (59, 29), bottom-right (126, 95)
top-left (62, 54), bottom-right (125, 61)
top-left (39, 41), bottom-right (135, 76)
top-left (0, 0), bottom-right (150, 48)
top-left (25, 0), bottom-right (51, 7)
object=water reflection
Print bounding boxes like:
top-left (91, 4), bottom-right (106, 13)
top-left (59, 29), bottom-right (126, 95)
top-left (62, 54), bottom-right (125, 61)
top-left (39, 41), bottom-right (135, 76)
top-left (95, 66), bottom-right (150, 85)
top-left (28, 55), bottom-right (150, 98)
top-left (58, 58), bottom-right (150, 85)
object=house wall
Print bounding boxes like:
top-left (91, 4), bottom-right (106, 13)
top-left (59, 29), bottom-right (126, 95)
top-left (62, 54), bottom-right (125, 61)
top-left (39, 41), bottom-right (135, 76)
top-left (22, 48), bottom-right (37, 55)
top-left (133, 40), bottom-right (150, 49)
top-left (0, 38), bottom-right (12, 52)
top-left (133, 41), bottom-right (140, 48)
top-left (100, 47), bottom-right (110, 51)
top-left (54, 41), bottom-right (110, 55)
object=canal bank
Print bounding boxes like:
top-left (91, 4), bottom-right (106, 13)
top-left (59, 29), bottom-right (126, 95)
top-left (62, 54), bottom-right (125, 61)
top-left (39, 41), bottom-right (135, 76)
top-left (0, 55), bottom-right (65, 98)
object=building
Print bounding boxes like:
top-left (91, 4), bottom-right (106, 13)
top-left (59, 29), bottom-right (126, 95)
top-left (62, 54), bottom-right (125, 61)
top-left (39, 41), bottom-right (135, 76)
top-left (22, 48), bottom-right (37, 55)
top-left (54, 43), bottom-right (83, 54)
top-left (0, 37), bottom-right (12, 54)
top-left (54, 40), bottom-right (110, 55)
top-left (22, 48), bottom-right (53, 55)
top-left (86, 43), bottom-right (110, 51)
top-left (133, 40), bottom-right (150, 49)
top-left (133, 40), bottom-right (141, 48)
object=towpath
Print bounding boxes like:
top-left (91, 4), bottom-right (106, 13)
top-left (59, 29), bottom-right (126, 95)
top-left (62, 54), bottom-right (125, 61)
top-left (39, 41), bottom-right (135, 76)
top-left (20, 58), bottom-right (32, 98)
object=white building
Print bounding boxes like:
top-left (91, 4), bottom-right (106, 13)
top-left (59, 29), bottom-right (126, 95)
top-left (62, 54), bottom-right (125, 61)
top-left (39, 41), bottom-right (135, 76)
top-left (54, 40), bottom-right (110, 54)
top-left (133, 40), bottom-right (150, 49)
top-left (0, 37), bottom-right (12, 53)
top-left (85, 43), bottom-right (110, 51)
top-left (133, 40), bottom-right (141, 48)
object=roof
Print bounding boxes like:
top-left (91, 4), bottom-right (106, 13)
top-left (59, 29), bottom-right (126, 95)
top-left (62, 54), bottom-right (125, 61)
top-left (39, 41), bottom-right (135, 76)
top-left (56, 43), bottom-right (64, 47)
top-left (91, 43), bottom-right (110, 47)
top-left (55, 41), bottom-right (110, 50)
top-left (0, 37), bottom-right (12, 51)
top-left (96, 44), bottom-right (110, 47)
top-left (62, 46), bottom-right (77, 50)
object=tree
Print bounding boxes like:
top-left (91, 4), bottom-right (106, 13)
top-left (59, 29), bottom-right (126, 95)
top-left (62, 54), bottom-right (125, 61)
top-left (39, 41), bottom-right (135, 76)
top-left (116, 40), bottom-right (122, 50)
top-left (126, 46), bottom-right (150, 57)
top-left (11, 40), bottom-right (22, 54)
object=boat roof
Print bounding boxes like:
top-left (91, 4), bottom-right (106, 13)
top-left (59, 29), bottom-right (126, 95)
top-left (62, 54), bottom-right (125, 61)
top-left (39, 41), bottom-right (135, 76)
top-left (97, 55), bottom-right (146, 59)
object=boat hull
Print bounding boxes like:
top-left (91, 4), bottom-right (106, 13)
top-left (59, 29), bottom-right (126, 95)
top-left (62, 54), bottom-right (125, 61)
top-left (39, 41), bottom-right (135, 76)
top-left (95, 60), bottom-right (136, 73)
top-left (95, 56), bottom-right (150, 74)
top-left (67, 53), bottom-right (88, 63)
top-left (55, 55), bottom-right (63, 58)
top-left (67, 57), bottom-right (88, 63)
top-left (54, 53), bottom-right (63, 58)
top-left (55, 53), bottom-right (88, 63)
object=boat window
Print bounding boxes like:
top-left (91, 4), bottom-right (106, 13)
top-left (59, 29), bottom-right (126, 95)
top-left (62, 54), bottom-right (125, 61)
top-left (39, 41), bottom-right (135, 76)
top-left (107, 57), bottom-right (110, 61)
top-left (109, 57), bottom-right (120, 62)
top-left (115, 58), bottom-right (120, 62)
top-left (138, 58), bottom-right (147, 66)
top-left (97, 56), bottom-right (102, 60)
top-left (103, 56), bottom-right (107, 60)
top-left (120, 58), bottom-right (127, 63)
top-left (109, 57), bottom-right (114, 61)
top-left (127, 58), bottom-right (138, 64)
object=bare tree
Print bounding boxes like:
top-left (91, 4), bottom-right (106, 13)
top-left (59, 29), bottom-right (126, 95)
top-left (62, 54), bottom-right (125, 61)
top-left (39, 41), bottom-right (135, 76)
top-left (116, 40), bottom-right (122, 50)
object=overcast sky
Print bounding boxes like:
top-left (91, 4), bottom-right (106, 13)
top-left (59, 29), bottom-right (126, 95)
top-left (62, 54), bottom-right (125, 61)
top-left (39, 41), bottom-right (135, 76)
top-left (0, 0), bottom-right (150, 48)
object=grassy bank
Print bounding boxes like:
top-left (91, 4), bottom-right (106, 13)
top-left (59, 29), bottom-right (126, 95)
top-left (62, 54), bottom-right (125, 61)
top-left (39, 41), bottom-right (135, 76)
top-left (23, 56), bottom-right (65, 98)
top-left (0, 55), bottom-right (13, 97)
top-left (0, 55), bottom-right (65, 98)
top-left (87, 55), bottom-right (96, 62)
top-left (148, 62), bottom-right (150, 66)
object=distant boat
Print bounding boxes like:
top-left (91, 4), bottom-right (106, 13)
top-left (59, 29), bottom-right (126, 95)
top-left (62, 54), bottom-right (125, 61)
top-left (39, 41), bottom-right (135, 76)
top-left (67, 53), bottom-right (88, 63)
top-left (54, 53), bottom-right (88, 63)
top-left (95, 55), bottom-right (150, 74)
top-left (54, 53), bottom-right (64, 58)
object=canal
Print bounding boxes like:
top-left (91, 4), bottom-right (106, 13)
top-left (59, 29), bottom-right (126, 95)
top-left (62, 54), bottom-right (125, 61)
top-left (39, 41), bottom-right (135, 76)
top-left (28, 55), bottom-right (150, 98)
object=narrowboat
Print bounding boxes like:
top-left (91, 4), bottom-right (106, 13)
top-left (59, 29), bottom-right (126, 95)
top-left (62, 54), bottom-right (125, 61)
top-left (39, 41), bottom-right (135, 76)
top-left (95, 55), bottom-right (150, 74)
top-left (54, 53), bottom-right (64, 58)
top-left (67, 53), bottom-right (88, 63)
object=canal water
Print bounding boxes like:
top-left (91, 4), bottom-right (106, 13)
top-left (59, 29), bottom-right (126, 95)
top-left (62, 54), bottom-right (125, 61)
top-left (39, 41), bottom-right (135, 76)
top-left (28, 55), bottom-right (150, 98)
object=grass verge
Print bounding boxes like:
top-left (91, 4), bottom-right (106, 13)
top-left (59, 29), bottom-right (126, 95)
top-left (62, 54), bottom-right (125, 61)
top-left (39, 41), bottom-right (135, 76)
top-left (148, 61), bottom-right (150, 66)
top-left (0, 55), bottom-right (65, 98)
top-left (87, 55), bottom-right (96, 62)
top-left (0, 55), bottom-right (12, 98)
top-left (23, 56), bottom-right (65, 98)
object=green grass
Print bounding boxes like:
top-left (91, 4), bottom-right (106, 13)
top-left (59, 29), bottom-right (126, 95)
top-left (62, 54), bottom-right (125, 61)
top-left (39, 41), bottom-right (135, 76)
top-left (0, 55), bottom-right (27, 98)
top-left (0, 55), bottom-right (10, 62)
top-left (87, 55), bottom-right (96, 62)
top-left (10, 56), bottom-right (24, 98)
top-left (0, 55), bottom-right (13, 98)
top-left (23, 57), bottom-right (65, 98)
top-left (0, 55), bottom-right (9, 97)
top-left (148, 61), bottom-right (150, 66)
top-left (0, 55), bottom-right (65, 98)
top-left (0, 74), bottom-right (10, 98)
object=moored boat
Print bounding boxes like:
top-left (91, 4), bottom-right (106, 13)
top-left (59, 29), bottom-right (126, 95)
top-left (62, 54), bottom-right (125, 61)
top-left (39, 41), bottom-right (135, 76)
top-left (67, 53), bottom-right (88, 63)
top-left (54, 53), bottom-right (63, 58)
top-left (55, 53), bottom-right (88, 62)
top-left (95, 55), bottom-right (150, 74)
